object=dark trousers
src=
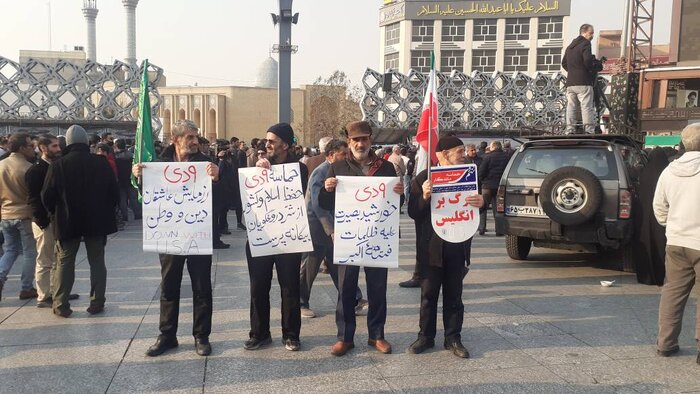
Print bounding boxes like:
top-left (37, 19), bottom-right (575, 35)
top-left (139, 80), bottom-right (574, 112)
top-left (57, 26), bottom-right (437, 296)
top-left (336, 264), bottom-right (387, 342)
top-left (246, 243), bottom-right (302, 341)
top-left (418, 240), bottom-right (470, 343)
top-left (118, 186), bottom-right (142, 221)
top-left (232, 204), bottom-right (243, 225)
top-left (158, 254), bottom-right (213, 340)
top-left (411, 220), bottom-right (426, 280)
top-left (299, 242), bottom-right (362, 308)
top-left (53, 236), bottom-right (107, 311)
top-left (478, 188), bottom-right (498, 232)
top-left (218, 204), bottom-right (230, 232)
top-left (212, 206), bottom-right (227, 243)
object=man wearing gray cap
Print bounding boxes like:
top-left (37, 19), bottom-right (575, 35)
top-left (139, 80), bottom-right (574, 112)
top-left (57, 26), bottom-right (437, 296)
top-left (42, 125), bottom-right (119, 317)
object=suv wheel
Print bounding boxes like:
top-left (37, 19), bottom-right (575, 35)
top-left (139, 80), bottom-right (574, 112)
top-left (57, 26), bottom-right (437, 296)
top-left (506, 235), bottom-right (532, 260)
top-left (539, 166), bottom-right (603, 226)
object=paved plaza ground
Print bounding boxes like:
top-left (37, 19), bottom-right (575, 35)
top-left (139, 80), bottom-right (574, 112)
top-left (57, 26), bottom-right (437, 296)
top-left (0, 214), bottom-right (698, 393)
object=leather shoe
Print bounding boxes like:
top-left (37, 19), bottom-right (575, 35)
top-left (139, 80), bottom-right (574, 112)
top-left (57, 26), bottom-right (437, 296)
top-left (195, 338), bottom-right (212, 356)
top-left (368, 338), bottom-right (392, 354)
top-left (696, 351), bottom-right (699, 365)
top-left (331, 341), bottom-right (354, 356)
top-left (407, 337), bottom-right (434, 354)
top-left (399, 278), bottom-right (421, 288)
top-left (237, 222), bottom-right (247, 230)
top-left (478, 230), bottom-right (486, 236)
top-left (656, 346), bottom-right (680, 357)
top-left (213, 242), bottom-right (230, 249)
top-left (146, 337), bottom-right (179, 357)
top-left (221, 229), bottom-right (231, 235)
top-left (86, 305), bottom-right (104, 315)
top-left (445, 340), bottom-right (470, 358)
top-left (53, 308), bottom-right (73, 318)
top-left (19, 288), bottom-right (38, 300)
top-left (243, 336), bottom-right (272, 350)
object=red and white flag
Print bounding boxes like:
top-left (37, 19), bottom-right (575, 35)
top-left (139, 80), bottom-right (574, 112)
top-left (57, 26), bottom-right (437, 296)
top-left (415, 52), bottom-right (438, 171)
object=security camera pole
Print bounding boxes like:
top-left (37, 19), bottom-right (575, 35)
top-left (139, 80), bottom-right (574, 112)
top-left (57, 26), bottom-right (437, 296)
top-left (271, 0), bottom-right (299, 124)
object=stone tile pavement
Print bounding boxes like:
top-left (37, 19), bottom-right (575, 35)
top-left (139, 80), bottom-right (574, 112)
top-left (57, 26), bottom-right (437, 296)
top-left (0, 214), bottom-right (698, 393)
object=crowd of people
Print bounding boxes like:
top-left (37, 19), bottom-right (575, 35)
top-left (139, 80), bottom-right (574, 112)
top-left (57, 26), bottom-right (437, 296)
top-left (0, 119), bottom-right (698, 366)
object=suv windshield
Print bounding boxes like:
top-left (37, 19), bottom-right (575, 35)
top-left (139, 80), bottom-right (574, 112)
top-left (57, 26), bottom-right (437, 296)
top-left (510, 147), bottom-right (618, 179)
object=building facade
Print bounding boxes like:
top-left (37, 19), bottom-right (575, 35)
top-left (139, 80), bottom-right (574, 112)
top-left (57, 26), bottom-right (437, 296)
top-left (379, 0), bottom-right (571, 75)
top-left (158, 84), bottom-right (359, 147)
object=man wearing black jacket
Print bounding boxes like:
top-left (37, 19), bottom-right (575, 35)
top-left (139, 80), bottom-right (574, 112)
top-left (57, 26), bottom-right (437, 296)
top-left (477, 141), bottom-right (509, 236)
top-left (244, 123), bottom-right (309, 352)
top-left (408, 135), bottom-right (484, 358)
top-left (41, 125), bottom-right (119, 317)
top-left (26, 135), bottom-right (78, 308)
top-left (562, 24), bottom-right (598, 134)
top-left (132, 120), bottom-right (220, 357)
top-left (319, 121), bottom-right (404, 357)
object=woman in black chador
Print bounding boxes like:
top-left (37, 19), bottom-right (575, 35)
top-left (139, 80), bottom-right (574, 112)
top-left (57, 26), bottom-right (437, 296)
top-left (633, 148), bottom-right (670, 286)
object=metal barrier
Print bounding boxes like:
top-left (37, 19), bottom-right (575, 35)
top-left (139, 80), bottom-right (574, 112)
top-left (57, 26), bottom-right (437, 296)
top-left (0, 56), bottom-right (163, 134)
top-left (361, 68), bottom-right (609, 133)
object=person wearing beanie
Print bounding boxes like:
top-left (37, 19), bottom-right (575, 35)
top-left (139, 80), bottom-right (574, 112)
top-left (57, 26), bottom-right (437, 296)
top-left (653, 123), bottom-right (700, 365)
top-left (243, 122), bottom-right (309, 352)
top-left (407, 135), bottom-right (484, 358)
top-left (318, 120), bottom-right (405, 357)
top-left (41, 125), bottom-right (119, 317)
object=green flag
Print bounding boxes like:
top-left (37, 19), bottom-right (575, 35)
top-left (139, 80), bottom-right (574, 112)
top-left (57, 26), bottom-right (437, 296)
top-left (131, 59), bottom-right (156, 198)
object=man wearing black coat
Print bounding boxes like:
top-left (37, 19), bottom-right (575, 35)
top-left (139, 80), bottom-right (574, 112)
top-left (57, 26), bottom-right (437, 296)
top-left (562, 24), bottom-right (598, 134)
top-left (114, 139), bottom-right (142, 221)
top-left (41, 125), bottom-right (119, 317)
top-left (408, 135), bottom-right (484, 358)
top-left (477, 141), bottom-right (510, 236)
top-left (243, 123), bottom-right (309, 352)
top-left (26, 135), bottom-right (79, 308)
top-left (132, 119), bottom-right (220, 357)
top-left (319, 121), bottom-right (404, 357)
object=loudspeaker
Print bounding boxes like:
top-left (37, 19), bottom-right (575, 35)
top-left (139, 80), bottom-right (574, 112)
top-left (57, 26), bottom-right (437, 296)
top-left (382, 73), bottom-right (393, 92)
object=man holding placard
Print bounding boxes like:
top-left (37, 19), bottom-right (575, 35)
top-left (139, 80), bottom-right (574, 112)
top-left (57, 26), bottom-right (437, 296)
top-left (240, 123), bottom-right (310, 352)
top-left (320, 121), bottom-right (404, 357)
top-left (407, 135), bottom-right (484, 358)
top-left (133, 120), bottom-right (220, 357)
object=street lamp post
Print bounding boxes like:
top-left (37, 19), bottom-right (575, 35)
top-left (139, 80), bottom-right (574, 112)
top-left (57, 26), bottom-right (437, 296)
top-left (271, 0), bottom-right (299, 125)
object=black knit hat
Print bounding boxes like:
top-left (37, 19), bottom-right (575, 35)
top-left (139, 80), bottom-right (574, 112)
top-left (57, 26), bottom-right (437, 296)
top-left (267, 123), bottom-right (295, 146)
top-left (436, 135), bottom-right (463, 152)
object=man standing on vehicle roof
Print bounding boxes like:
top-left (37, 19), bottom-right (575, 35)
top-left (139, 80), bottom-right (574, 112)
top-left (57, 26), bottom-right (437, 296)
top-left (562, 24), bottom-right (599, 135)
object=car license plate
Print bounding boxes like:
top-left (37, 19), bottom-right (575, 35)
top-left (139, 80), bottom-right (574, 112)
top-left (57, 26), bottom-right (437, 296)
top-left (505, 205), bottom-right (547, 218)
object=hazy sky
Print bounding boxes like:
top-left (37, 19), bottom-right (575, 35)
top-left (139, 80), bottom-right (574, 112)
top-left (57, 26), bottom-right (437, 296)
top-left (1, 0), bottom-right (673, 88)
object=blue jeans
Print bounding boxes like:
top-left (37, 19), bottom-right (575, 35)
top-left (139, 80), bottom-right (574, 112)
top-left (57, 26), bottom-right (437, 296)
top-left (566, 85), bottom-right (596, 134)
top-left (0, 219), bottom-right (37, 291)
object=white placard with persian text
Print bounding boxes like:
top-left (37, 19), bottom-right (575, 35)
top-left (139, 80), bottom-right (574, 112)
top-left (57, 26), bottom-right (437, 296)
top-left (142, 162), bottom-right (213, 255)
top-left (430, 164), bottom-right (480, 243)
top-left (238, 163), bottom-right (313, 257)
top-left (333, 176), bottom-right (400, 268)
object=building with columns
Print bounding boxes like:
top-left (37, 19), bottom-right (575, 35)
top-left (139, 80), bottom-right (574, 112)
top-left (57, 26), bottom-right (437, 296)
top-left (157, 58), bottom-right (359, 146)
top-left (379, 0), bottom-right (571, 75)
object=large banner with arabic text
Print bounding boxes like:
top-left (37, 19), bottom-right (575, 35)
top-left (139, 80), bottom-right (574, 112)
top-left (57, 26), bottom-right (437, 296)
top-left (239, 163), bottom-right (313, 257)
top-left (333, 176), bottom-right (400, 268)
top-left (142, 162), bottom-right (213, 255)
top-left (430, 164), bottom-right (480, 242)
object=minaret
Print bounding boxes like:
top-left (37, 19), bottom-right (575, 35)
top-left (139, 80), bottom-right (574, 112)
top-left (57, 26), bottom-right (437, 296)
top-left (82, 0), bottom-right (98, 62)
top-left (122, 0), bottom-right (139, 66)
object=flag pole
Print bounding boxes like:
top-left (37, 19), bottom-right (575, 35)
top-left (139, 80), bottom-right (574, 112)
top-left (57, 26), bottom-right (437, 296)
top-left (427, 51), bottom-right (435, 179)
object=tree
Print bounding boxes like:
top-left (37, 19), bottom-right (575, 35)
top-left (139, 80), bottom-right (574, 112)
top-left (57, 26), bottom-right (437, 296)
top-left (309, 70), bottom-right (363, 142)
